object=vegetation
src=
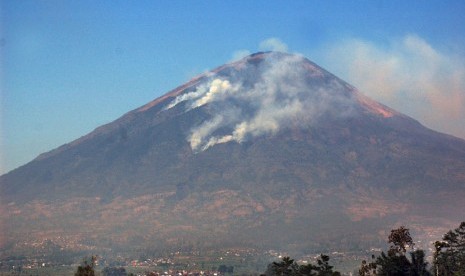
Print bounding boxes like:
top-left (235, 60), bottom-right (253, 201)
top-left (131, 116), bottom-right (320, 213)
top-left (433, 221), bottom-right (465, 276)
top-left (358, 226), bottom-right (430, 276)
top-left (358, 223), bottom-right (465, 276)
top-left (66, 222), bottom-right (464, 276)
top-left (259, 222), bottom-right (465, 276)
top-left (75, 255), bottom-right (97, 276)
top-left (263, 255), bottom-right (341, 276)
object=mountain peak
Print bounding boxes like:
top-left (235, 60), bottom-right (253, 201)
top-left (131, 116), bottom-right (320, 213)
top-left (32, 52), bottom-right (399, 163)
top-left (2, 51), bottom-right (465, 259)
top-left (144, 51), bottom-right (398, 151)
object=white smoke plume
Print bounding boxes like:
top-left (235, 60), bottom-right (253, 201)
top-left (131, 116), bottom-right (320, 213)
top-left (166, 53), bottom-right (355, 151)
top-left (259, 37), bottom-right (289, 52)
top-left (189, 116), bottom-right (224, 150)
top-left (192, 79), bottom-right (233, 108)
top-left (230, 49), bottom-right (252, 62)
top-left (165, 78), bottom-right (238, 110)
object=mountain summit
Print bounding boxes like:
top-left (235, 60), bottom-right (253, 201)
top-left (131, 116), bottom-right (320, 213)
top-left (1, 52), bottom-right (465, 256)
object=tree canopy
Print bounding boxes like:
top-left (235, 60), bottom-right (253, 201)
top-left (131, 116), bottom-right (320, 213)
top-left (264, 254), bottom-right (341, 276)
top-left (359, 226), bottom-right (430, 276)
top-left (74, 255), bottom-right (97, 276)
top-left (433, 221), bottom-right (465, 276)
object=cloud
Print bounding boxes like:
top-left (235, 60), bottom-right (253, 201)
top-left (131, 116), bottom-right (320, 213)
top-left (167, 53), bottom-right (356, 151)
top-left (259, 37), bottom-right (288, 52)
top-left (321, 34), bottom-right (465, 139)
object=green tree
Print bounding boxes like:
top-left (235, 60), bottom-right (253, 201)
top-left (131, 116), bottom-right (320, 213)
top-left (359, 226), bottom-right (430, 276)
top-left (265, 256), bottom-right (299, 276)
top-left (297, 262), bottom-right (319, 276)
top-left (433, 221), bottom-right (465, 276)
top-left (314, 254), bottom-right (341, 276)
top-left (376, 250), bottom-right (411, 275)
top-left (75, 255), bottom-right (97, 276)
top-left (409, 250), bottom-right (430, 276)
top-left (358, 255), bottom-right (377, 276)
top-left (265, 255), bottom-right (340, 276)
top-left (388, 226), bottom-right (414, 254)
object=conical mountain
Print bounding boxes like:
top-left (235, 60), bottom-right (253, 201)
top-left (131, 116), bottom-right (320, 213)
top-left (1, 52), bottom-right (464, 257)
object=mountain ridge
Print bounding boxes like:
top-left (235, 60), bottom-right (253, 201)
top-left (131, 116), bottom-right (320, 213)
top-left (12, 51), bottom-right (435, 167)
top-left (1, 51), bottom-right (464, 257)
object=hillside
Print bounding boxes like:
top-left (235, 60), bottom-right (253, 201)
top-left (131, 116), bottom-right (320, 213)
top-left (1, 52), bottom-right (464, 257)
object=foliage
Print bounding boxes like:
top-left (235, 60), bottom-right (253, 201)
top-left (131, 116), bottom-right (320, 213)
top-left (358, 255), bottom-right (377, 276)
top-left (264, 255), bottom-right (341, 276)
top-left (409, 250), bottom-right (430, 276)
top-left (359, 226), bottom-right (430, 276)
top-left (373, 250), bottom-right (430, 276)
top-left (433, 221), bottom-right (465, 276)
top-left (388, 226), bottom-right (414, 254)
top-left (75, 255), bottom-right (97, 276)
top-left (265, 256), bottom-right (299, 275)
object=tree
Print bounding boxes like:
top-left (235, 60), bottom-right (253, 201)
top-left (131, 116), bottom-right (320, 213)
top-left (315, 254), bottom-right (341, 276)
top-left (358, 255), bottom-right (377, 276)
top-left (433, 221), bottom-right (465, 276)
top-left (297, 262), bottom-right (319, 276)
top-left (409, 250), bottom-right (430, 276)
top-left (359, 226), bottom-right (430, 276)
top-left (388, 226), bottom-right (414, 254)
top-left (375, 250), bottom-right (411, 275)
top-left (264, 255), bottom-right (340, 276)
top-left (75, 255), bottom-right (97, 276)
top-left (265, 256), bottom-right (299, 276)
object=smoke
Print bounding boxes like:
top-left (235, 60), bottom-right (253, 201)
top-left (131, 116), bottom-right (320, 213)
top-left (259, 37), bottom-right (289, 52)
top-left (322, 34), bottom-right (465, 139)
top-left (230, 38), bottom-right (287, 62)
top-left (174, 34), bottom-right (465, 147)
top-left (230, 49), bottom-right (252, 62)
top-left (192, 79), bottom-right (233, 108)
top-left (166, 53), bottom-right (356, 151)
top-left (189, 116), bottom-right (224, 150)
top-left (165, 78), bottom-right (238, 110)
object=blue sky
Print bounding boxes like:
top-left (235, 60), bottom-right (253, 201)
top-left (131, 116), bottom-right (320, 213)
top-left (1, 0), bottom-right (465, 174)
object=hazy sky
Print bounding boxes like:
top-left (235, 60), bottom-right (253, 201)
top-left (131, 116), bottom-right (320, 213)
top-left (1, 0), bottom-right (465, 174)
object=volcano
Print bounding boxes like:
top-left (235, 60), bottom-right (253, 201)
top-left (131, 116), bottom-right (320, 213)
top-left (1, 52), bottom-right (465, 258)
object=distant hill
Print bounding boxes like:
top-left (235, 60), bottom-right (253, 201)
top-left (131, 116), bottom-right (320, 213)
top-left (1, 52), bottom-right (464, 257)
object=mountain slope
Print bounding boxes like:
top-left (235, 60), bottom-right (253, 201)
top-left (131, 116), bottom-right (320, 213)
top-left (1, 52), bottom-right (464, 256)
